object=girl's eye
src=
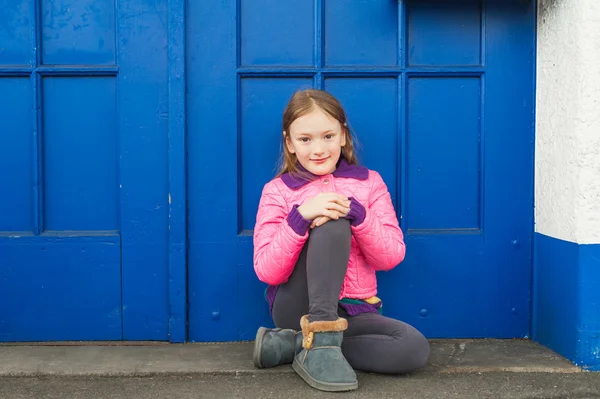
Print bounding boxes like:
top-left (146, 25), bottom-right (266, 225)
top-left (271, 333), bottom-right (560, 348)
top-left (325, 134), bottom-right (333, 139)
top-left (299, 137), bottom-right (310, 143)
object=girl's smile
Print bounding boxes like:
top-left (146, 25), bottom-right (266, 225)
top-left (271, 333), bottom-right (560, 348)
top-left (311, 157), bottom-right (330, 164)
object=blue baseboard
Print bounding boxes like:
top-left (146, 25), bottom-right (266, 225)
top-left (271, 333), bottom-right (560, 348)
top-left (533, 233), bottom-right (600, 371)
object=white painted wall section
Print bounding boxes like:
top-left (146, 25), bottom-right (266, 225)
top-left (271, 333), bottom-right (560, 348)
top-left (536, 0), bottom-right (600, 245)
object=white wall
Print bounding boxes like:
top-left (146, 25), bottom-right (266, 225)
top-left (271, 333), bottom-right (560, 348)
top-left (536, 0), bottom-right (600, 245)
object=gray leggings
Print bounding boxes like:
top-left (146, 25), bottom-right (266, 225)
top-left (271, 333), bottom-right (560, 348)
top-left (271, 218), bottom-right (430, 375)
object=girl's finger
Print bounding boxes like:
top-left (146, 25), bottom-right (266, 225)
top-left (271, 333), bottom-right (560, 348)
top-left (320, 216), bottom-right (333, 226)
top-left (331, 197), bottom-right (349, 206)
top-left (325, 210), bottom-right (340, 220)
top-left (311, 217), bottom-right (322, 228)
top-left (323, 193), bottom-right (348, 204)
top-left (326, 203), bottom-right (350, 214)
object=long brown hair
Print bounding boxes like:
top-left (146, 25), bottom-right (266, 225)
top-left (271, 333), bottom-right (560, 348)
top-left (277, 89), bottom-right (359, 177)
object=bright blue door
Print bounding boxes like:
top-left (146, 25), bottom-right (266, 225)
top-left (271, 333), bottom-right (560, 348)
top-left (187, 0), bottom-right (535, 341)
top-left (0, 0), bottom-right (171, 341)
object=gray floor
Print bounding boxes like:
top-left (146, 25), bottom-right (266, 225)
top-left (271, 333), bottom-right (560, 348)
top-left (2, 373), bottom-right (600, 399)
top-left (1, 339), bottom-right (598, 398)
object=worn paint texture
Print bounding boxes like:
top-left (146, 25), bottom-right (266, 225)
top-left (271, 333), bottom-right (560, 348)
top-left (535, 0), bottom-right (600, 245)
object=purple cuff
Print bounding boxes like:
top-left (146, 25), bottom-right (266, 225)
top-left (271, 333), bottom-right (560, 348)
top-left (287, 205), bottom-right (311, 236)
top-left (345, 197), bottom-right (366, 226)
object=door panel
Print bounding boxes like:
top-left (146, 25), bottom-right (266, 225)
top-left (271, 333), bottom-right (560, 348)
top-left (188, 0), bottom-right (535, 340)
top-left (407, 1), bottom-right (482, 66)
top-left (325, 1), bottom-right (399, 66)
top-left (0, 0), bottom-right (170, 341)
top-left (406, 77), bottom-right (481, 230)
top-left (240, 0), bottom-right (314, 67)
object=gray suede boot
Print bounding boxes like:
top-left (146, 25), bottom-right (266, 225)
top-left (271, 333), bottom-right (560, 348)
top-left (292, 315), bottom-right (358, 392)
top-left (253, 327), bottom-right (302, 368)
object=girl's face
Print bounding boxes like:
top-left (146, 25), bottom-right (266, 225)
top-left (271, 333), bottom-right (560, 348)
top-left (286, 106), bottom-right (346, 176)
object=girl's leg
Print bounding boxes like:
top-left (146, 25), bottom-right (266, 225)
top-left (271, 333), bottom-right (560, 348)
top-left (270, 243), bottom-right (309, 330)
top-left (270, 219), bottom-right (357, 391)
top-left (341, 311), bottom-right (430, 374)
top-left (272, 218), bottom-right (351, 328)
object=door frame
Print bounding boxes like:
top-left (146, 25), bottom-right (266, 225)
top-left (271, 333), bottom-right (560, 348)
top-left (166, 0), bottom-right (187, 343)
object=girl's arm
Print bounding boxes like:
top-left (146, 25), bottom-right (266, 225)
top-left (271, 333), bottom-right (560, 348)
top-left (348, 171), bottom-right (406, 271)
top-left (253, 182), bottom-right (310, 285)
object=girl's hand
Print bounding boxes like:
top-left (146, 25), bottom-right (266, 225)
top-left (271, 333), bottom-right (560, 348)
top-left (310, 215), bottom-right (337, 228)
top-left (311, 216), bottom-right (330, 229)
top-left (311, 206), bottom-right (351, 228)
top-left (297, 193), bottom-right (350, 221)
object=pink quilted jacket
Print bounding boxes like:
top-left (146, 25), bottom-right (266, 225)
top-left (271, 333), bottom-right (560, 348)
top-left (253, 159), bottom-right (406, 300)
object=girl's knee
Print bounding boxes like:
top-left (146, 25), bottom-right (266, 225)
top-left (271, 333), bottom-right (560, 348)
top-left (394, 326), bottom-right (430, 373)
top-left (376, 323), bottom-right (429, 375)
top-left (310, 218), bottom-right (351, 241)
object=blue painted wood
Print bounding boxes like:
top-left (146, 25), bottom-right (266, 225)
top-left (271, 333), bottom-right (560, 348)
top-left (187, 0), bottom-right (239, 341)
top-left (533, 234), bottom-right (600, 371)
top-left (481, 0), bottom-right (535, 337)
top-left (314, 0), bottom-right (323, 71)
top-left (117, 0), bottom-right (170, 340)
top-left (41, 0), bottom-right (116, 65)
top-left (0, 234), bottom-right (122, 341)
top-left (1, 0), bottom-right (173, 341)
top-left (240, 0), bottom-right (314, 66)
top-left (237, 67), bottom-right (487, 75)
top-left (406, 77), bottom-right (481, 230)
top-left (0, 78), bottom-right (32, 232)
top-left (42, 77), bottom-right (118, 231)
top-left (407, 0), bottom-right (482, 66)
top-left (399, 72), bottom-right (407, 225)
top-left (0, 0), bottom-right (31, 65)
top-left (0, 66), bottom-right (119, 76)
top-left (398, 0), bottom-right (406, 68)
top-left (188, 0), bottom-right (535, 341)
top-left (389, 0), bottom-right (534, 338)
top-left (32, 0), bottom-right (41, 236)
top-left (32, 71), bottom-right (42, 235)
top-left (325, 0), bottom-right (398, 66)
top-left (36, 66), bottom-right (120, 75)
top-left (3, 0), bottom-right (536, 342)
top-left (167, 0), bottom-right (187, 343)
top-left (33, 0), bottom-right (41, 66)
top-left (0, 67), bottom-right (33, 75)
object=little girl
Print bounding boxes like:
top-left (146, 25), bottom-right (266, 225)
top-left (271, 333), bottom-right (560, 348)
top-left (252, 89), bottom-right (430, 392)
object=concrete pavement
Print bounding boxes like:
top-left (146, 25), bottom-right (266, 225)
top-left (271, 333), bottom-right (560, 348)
top-left (0, 339), bottom-right (581, 377)
top-left (1, 339), bottom-right (598, 398)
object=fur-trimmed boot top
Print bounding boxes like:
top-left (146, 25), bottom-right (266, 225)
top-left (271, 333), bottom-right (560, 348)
top-left (292, 315), bottom-right (358, 392)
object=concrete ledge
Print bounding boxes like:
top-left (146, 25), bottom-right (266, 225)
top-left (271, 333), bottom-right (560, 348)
top-left (0, 339), bottom-right (581, 377)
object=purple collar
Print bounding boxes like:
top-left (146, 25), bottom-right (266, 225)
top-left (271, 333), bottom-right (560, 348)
top-left (280, 158), bottom-right (369, 190)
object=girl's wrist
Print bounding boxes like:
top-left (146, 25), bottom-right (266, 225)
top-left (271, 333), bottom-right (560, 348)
top-left (287, 205), bottom-right (311, 236)
top-left (345, 197), bottom-right (366, 226)
top-left (296, 204), bottom-right (308, 219)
